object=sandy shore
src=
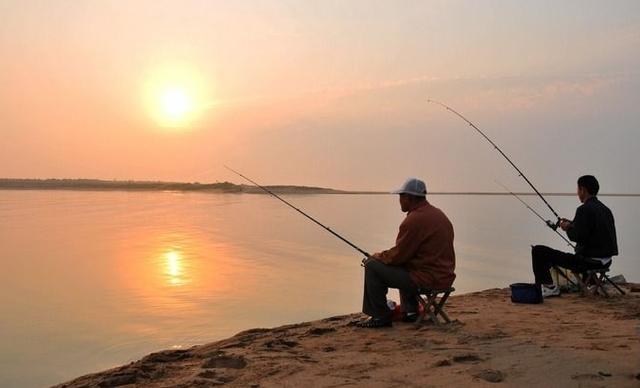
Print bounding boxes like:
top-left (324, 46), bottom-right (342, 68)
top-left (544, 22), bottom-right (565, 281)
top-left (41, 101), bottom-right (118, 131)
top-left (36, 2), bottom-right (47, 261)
top-left (55, 287), bottom-right (640, 387)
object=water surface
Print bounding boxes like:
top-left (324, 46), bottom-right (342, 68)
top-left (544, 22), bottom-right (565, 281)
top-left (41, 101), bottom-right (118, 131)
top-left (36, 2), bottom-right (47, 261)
top-left (0, 190), bottom-right (637, 387)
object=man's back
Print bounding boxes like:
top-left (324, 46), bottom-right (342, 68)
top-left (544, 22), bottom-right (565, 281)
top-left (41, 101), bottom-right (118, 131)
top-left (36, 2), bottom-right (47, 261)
top-left (568, 197), bottom-right (618, 258)
top-left (393, 202), bottom-right (456, 289)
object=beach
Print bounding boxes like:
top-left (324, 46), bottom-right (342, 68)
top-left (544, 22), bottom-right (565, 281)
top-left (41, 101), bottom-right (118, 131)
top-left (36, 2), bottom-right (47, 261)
top-left (55, 286), bottom-right (640, 387)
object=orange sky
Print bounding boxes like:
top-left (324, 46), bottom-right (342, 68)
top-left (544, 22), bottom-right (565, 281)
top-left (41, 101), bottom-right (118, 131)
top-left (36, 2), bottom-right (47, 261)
top-left (1, 1), bottom-right (639, 192)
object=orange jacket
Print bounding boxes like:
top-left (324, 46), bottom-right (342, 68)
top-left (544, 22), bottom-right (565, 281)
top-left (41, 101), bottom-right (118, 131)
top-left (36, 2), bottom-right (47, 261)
top-left (374, 201), bottom-right (456, 289)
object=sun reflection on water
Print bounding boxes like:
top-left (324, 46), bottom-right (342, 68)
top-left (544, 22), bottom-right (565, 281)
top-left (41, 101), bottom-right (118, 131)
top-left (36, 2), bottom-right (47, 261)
top-left (164, 250), bottom-right (184, 285)
top-left (116, 229), bottom-right (250, 311)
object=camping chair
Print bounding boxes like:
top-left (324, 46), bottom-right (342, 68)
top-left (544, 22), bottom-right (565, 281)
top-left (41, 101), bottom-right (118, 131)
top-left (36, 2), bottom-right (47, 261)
top-left (552, 265), bottom-right (579, 289)
top-left (415, 287), bottom-right (454, 326)
top-left (575, 268), bottom-right (626, 297)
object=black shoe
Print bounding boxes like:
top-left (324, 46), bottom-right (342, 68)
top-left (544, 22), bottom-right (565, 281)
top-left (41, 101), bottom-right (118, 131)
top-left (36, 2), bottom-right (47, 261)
top-left (401, 312), bottom-right (419, 323)
top-left (355, 317), bottom-right (392, 328)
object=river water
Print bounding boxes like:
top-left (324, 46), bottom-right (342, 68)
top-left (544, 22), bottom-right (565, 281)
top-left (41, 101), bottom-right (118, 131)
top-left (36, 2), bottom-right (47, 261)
top-left (0, 190), bottom-right (637, 387)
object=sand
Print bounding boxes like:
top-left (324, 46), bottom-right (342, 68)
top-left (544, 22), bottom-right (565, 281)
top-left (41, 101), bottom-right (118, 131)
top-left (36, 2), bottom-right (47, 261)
top-left (55, 287), bottom-right (640, 388)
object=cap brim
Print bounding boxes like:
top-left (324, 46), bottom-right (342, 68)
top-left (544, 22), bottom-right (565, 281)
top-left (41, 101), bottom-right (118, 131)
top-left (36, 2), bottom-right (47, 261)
top-left (391, 189), bottom-right (425, 196)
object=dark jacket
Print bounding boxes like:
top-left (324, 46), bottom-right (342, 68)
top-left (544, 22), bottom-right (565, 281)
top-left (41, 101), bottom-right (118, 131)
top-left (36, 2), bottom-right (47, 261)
top-left (567, 197), bottom-right (618, 258)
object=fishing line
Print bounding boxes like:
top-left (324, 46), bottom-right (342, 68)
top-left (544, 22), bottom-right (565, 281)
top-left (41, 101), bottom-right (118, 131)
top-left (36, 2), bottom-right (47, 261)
top-left (428, 99), bottom-right (562, 229)
top-left (495, 180), bottom-right (574, 248)
top-left (224, 165), bottom-right (371, 257)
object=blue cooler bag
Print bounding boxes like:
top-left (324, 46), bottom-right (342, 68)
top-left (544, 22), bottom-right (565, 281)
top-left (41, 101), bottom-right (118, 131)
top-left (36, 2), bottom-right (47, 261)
top-left (510, 283), bottom-right (543, 304)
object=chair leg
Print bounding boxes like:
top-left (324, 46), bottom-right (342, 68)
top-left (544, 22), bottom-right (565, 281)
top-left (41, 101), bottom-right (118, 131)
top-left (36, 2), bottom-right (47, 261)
top-left (425, 294), bottom-right (441, 326)
top-left (416, 294), bottom-right (439, 326)
top-left (594, 274), bottom-right (610, 297)
top-left (416, 291), bottom-right (454, 326)
top-left (426, 293), bottom-right (453, 325)
top-left (415, 297), bottom-right (427, 325)
top-left (576, 275), bottom-right (589, 296)
top-left (603, 274), bottom-right (626, 295)
top-left (555, 266), bottom-right (578, 287)
top-left (432, 292), bottom-right (452, 324)
top-left (576, 271), bottom-right (626, 297)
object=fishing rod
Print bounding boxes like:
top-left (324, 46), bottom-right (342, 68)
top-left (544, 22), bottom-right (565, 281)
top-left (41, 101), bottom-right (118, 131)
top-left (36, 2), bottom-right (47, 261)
top-left (428, 99), bottom-right (562, 230)
top-left (495, 181), bottom-right (574, 248)
top-left (224, 165), bottom-right (371, 258)
top-left (496, 181), bottom-right (577, 286)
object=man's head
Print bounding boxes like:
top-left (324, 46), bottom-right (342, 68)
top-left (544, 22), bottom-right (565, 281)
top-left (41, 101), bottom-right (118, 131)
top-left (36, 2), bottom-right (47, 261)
top-left (392, 178), bottom-right (427, 212)
top-left (577, 175), bottom-right (599, 203)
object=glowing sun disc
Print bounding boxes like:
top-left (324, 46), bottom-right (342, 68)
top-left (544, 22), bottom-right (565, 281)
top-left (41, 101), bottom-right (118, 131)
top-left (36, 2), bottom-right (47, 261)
top-left (162, 89), bottom-right (192, 119)
top-left (142, 63), bottom-right (208, 129)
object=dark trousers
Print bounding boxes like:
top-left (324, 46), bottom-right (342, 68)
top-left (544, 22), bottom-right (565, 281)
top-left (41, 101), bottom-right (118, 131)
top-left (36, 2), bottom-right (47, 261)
top-left (362, 259), bottom-right (419, 319)
top-left (531, 245), bottom-right (609, 284)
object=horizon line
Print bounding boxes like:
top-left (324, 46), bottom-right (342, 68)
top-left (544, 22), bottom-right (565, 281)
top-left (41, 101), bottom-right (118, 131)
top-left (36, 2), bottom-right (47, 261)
top-left (1, 178), bottom-right (639, 197)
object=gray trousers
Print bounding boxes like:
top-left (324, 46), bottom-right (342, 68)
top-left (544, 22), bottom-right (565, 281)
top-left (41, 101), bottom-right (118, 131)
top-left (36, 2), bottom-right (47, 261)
top-left (362, 259), bottom-right (419, 319)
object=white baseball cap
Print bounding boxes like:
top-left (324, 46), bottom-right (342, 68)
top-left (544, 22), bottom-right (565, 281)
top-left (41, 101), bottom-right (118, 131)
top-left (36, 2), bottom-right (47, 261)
top-left (391, 178), bottom-right (427, 196)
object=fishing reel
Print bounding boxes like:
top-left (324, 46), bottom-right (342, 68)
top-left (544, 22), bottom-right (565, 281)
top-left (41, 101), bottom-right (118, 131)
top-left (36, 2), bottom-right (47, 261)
top-left (545, 219), bottom-right (561, 231)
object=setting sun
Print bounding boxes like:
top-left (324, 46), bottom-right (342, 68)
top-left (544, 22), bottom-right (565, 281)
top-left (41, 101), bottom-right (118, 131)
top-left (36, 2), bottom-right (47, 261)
top-left (161, 89), bottom-right (193, 120)
top-left (143, 63), bottom-right (207, 129)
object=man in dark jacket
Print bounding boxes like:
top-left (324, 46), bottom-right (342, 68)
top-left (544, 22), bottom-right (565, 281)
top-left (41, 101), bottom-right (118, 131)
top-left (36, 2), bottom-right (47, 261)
top-left (357, 178), bottom-right (456, 328)
top-left (531, 175), bottom-right (618, 297)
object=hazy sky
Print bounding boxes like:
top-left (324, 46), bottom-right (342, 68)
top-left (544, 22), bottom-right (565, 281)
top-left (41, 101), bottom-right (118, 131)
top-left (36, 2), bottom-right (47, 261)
top-left (1, 1), bottom-right (639, 192)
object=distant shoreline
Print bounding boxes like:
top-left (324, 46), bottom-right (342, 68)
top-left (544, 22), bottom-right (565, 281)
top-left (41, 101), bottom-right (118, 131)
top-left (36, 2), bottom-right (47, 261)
top-left (1, 178), bottom-right (638, 196)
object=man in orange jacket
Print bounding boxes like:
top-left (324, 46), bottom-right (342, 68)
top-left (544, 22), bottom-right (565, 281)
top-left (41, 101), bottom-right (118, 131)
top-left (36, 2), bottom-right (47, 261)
top-left (357, 178), bottom-right (456, 328)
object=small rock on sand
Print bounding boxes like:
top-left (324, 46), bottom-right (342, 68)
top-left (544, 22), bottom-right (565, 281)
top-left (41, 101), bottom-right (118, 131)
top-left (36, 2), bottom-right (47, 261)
top-left (571, 373), bottom-right (605, 381)
top-left (433, 359), bottom-right (452, 367)
top-left (452, 353), bottom-right (482, 363)
top-left (473, 369), bottom-right (505, 383)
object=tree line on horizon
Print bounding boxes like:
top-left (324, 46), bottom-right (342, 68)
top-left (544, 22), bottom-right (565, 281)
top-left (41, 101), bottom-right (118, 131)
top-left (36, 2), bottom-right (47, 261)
top-left (0, 178), bottom-right (341, 194)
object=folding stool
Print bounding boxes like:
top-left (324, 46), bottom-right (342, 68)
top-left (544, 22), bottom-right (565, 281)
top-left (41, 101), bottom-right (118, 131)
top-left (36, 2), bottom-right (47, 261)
top-left (576, 268), bottom-right (626, 297)
top-left (415, 287), bottom-right (454, 326)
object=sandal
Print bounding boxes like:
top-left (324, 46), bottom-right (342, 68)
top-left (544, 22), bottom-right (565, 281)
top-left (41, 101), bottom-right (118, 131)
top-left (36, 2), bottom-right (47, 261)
top-left (356, 317), bottom-right (392, 328)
